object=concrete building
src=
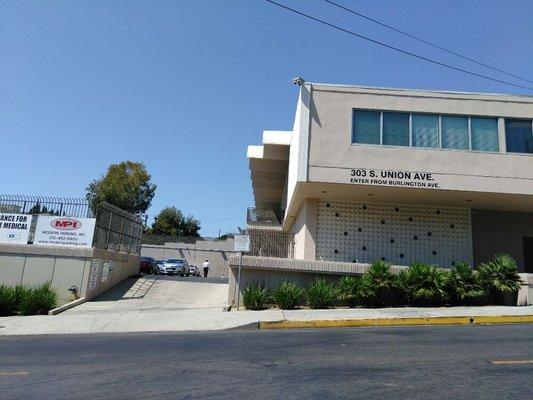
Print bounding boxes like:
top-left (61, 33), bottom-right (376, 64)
top-left (247, 82), bottom-right (533, 272)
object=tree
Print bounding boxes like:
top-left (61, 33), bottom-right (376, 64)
top-left (86, 161), bottom-right (156, 215)
top-left (151, 207), bottom-right (201, 237)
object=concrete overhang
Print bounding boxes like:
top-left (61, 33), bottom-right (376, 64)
top-left (248, 130), bottom-right (291, 212)
top-left (283, 181), bottom-right (533, 230)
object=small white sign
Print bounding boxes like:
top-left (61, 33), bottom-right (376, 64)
top-left (34, 216), bottom-right (96, 248)
top-left (0, 213), bottom-right (32, 245)
top-left (88, 260), bottom-right (101, 291)
top-left (234, 234), bottom-right (250, 252)
top-left (101, 261), bottom-right (110, 283)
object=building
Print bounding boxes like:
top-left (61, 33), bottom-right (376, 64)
top-left (246, 82), bottom-right (533, 273)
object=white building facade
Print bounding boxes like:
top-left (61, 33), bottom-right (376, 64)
top-left (247, 82), bottom-right (533, 272)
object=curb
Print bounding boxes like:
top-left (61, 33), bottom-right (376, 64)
top-left (48, 298), bottom-right (86, 315)
top-left (258, 315), bottom-right (533, 329)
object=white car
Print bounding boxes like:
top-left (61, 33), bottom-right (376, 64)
top-left (187, 265), bottom-right (201, 277)
top-left (161, 259), bottom-right (188, 276)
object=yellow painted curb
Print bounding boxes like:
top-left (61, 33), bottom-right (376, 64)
top-left (259, 315), bottom-right (533, 330)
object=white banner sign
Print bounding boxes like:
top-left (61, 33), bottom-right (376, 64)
top-left (0, 213), bottom-right (31, 245)
top-left (234, 234), bottom-right (250, 252)
top-left (34, 216), bottom-right (96, 248)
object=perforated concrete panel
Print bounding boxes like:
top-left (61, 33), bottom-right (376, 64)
top-left (316, 201), bottom-right (473, 267)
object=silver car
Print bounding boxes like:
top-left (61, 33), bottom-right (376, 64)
top-left (162, 259), bottom-right (188, 276)
top-left (187, 265), bottom-right (201, 277)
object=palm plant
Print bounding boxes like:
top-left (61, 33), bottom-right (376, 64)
top-left (398, 262), bottom-right (449, 307)
top-left (447, 262), bottom-right (485, 305)
top-left (363, 260), bottom-right (397, 307)
top-left (336, 276), bottom-right (360, 308)
top-left (306, 278), bottom-right (337, 309)
top-left (476, 254), bottom-right (522, 305)
top-left (242, 283), bottom-right (270, 310)
top-left (271, 280), bottom-right (303, 310)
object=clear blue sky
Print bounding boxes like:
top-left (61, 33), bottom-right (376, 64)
top-left (1, 0), bottom-right (532, 237)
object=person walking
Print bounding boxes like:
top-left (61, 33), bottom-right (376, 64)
top-left (202, 259), bottom-right (210, 278)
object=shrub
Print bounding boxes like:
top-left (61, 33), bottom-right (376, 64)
top-left (398, 262), bottom-right (449, 307)
top-left (336, 276), bottom-right (360, 308)
top-left (476, 254), bottom-right (522, 305)
top-left (0, 284), bottom-right (25, 316)
top-left (18, 282), bottom-right (58, 316)
top-left (271, 280), bottom-right (303, 310)
top-left (306, 278), bottom-right (336, 309)
top-left (242, 283), bottom-right (269, 310)
top-left (448, 262), bottom-right (486, 306)
top-left (363, 260), bottom-right (398, 307)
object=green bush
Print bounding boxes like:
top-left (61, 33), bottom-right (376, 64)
top-left (271, 280), bottom-right (303, 310)
top-left (476, 254), bottom-right (522, 305)
top-left (363, 260), bottom-right (398, 307)
top-left (398, 262), bottom-right (449, 307)
top-left (448, 262), bottom-right (486, 305)
top-left (306, 278), bottom-right (336, 309)
top-left (242, 283), bottom-right (269, 310)
top-left (18, 282), bottom-right (58, 316)
top-left (0, 284), bottom-right (25, 316)
top-left (336, 276), bottom-right (360, 308)
top-left (336, 275), bottom-right (377, 308)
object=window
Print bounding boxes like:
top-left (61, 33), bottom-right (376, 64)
top-left (441, 116), bottom-right (469, 150)
top-left (351, 108), bottom-right (532, 156)
top-left (383, 112), bottom-right (409, 146)
top-left (505, 119), bottom-right (533, 154)
top-left (352, 110), bottom-right (380, 144)
top-left (412, 114), bottom-right (439, 148)
top-left (471, 117), bottom-right (499, 152)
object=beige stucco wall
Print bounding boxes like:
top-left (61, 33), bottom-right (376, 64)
top-left (141, 240), bottom-right (237, 277)
top-left (306, 86), bottom-right (533, 199)
top-left (0, 244), bottom-right (139, 305)
top-left (292, 199), bottom-right (317, 260)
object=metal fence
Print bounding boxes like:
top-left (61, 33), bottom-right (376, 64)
top-left (142, 235), bottom-right (203, 245)
top-left (93, 202), bottom-right (143, 254)
top-left (246, 228), bottom-right (294, 258)
top-left (0, 194), bottom-right (91, 217)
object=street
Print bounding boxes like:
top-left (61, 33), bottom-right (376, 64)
top-left (1, 324), bottom-right (532, 399)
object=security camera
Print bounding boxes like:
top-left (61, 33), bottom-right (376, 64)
top-left (292, 76), bottom-right (305, 86)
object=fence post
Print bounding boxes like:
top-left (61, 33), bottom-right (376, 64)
top-left (106, 211), bottom-right (113, 251)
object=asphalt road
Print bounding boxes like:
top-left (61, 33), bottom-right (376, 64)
top-left (1, 325), bottom-right (532, 400)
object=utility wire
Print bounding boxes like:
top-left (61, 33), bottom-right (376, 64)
top-left (323, 0), bottom-right (533, 84)
top-left (265, 0), bottom-right (533, 92)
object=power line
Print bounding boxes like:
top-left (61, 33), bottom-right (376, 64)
top-left (264, 0), bottom-right (533, 92)
top-left (323, 0), bottom-right (533, 84)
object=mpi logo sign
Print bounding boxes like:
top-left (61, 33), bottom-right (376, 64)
top-left (50, 218), bottom-right (82, 230)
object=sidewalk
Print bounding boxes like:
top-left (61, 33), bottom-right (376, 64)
top-left (1, 305), bottom-right (532, 335)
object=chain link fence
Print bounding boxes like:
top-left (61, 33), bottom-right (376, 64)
top-left (93, 202), bottom-right (143, 254)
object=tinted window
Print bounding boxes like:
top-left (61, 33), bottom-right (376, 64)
top-left (383, 112), bottom-right (409, 146)
top-left (442, 116), bottom-right (469, 150)
top-left (412, 114), bottom-right (438, 148)
top-left (505, 119), bottom-right (533, 153)
top-left (471, 117), bottom-right (499, 152)
top-left (352, 110), bottom-right (380, 144)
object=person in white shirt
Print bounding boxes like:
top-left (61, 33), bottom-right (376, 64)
top-left (202, 260), bottom-right (210, 278)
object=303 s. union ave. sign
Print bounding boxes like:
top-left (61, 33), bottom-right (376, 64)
top-left (349, 168), bottom-right (440, 189)
top-left (34, 216), bottom-right (96, 248)
top-left (0, 213), bottom-right (32, 245)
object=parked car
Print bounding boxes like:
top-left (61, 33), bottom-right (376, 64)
top-left (162, 259), bottom-right (189, 276)
top-left (139, 257), bottom-right (156, 274)
top-left (187, 264), bottom-right (201, 277)
top-left (153, 260), bottom-right (165, 275)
